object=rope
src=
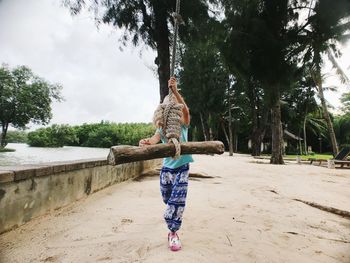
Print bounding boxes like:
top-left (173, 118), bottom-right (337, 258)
top-left (159, 0), bottom-right (183, 159)
top-left (163, 99), bottom-right (183, 158)
top-left (170, 0), bottom-right (182, 80)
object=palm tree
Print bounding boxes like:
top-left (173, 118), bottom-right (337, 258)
top-left (304, 0), bottom-right (350, 155)
top-left (303, 109), bottom-right (328, 154)
top-left (340, 92), bottom-right (350, 114)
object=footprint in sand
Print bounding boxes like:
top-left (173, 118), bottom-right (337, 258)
top-left (121, 218), bottom-right (133, 224)
top-left (97, 256), bottom-right (113, 261)
top-left (41, 255), bottom-right (60, 262)
top-left (112, 218), bottom-right (134, 233)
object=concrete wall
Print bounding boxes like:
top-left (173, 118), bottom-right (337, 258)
top-left (0, 158), bottom-right (161, 234)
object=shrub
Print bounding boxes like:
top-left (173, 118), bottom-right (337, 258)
top-left (27, 122), bottom-right (155, 148)
top-left (6, 131), bottom-right (28, 143)
top-left (28, 124), bottom-right (78, 147)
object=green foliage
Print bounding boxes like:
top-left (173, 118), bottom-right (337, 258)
top-left (217, 0), bottom-right (349, 157)
top-left (180, 19), bottom-right (229, 140)
top-left (300, 0), bottom-right (350, 155)
top-left (27, 122), bottom-right (154, 148)
top-left (0, 64), bottom-right (62, 147)
top-left (0, 148), bottom-right (15, 152)
top-left (334, 114), bottom-right (350, 148)
top-left (5, 130), bottom-right (28, 143)
top-left (304, 0), bottom-right (350, 70)
top-left (49, 0), bottom-right (350, 156)
top-left (28, 124), bottom-right (78, 147)
top-left (64, 0), bottom-right (209, 48)
top-left (340, 92), bottom-right (350, 114)
top-left (286, 154), bottom-right (333, 160)
top-left (27, 129), bottom-right (50, 147)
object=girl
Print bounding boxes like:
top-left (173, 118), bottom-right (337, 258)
top-left (139, 77), bottom-right (193, 251)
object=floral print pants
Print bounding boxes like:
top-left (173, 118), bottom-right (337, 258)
top-left (160, 164), bottom-right (189, 232)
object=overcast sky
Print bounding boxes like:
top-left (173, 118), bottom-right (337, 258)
top-left (0, 0), bottom-right (159, 128)
top-left (0, 0), bottom-right (349, 129)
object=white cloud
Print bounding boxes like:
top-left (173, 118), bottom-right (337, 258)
top-left (0, 0), bottom-right (160, 128)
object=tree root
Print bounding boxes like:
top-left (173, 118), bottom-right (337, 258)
top-left (293, 199), bottom-right (350, 219)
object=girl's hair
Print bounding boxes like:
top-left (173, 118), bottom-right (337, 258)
top-left (153, 95), bottom-right (183, 129)
top-left (152, 95), bottom-right (169, 128)
top-left (153, 103), bottom-right (164, 129)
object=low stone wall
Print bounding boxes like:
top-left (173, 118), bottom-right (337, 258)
top-left (0, 158), bottom-right (161, 234)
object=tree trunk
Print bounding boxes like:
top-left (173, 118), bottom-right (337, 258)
top-left (0, 123), bottom-right (9, 148)
top-left (248, 84), bottom-right (267, 157)
top-left (228, 94), bottom-right (233, 156)
top-left (280, 121), bottom-right (285, 156)
top-left (311, 55), bottom-right (339, 156)
top-left (251, 111), bottom-right (268, 157)
top-left (317, 83), bottom-right (339, 156)
top-left (251, 113), bottom-right (262, 156)
top-left (154, 3), bottom-right (171, 103)
top-left (303, 115), bottom-right (308, 155)
top-left (228, 120), bottom-right (234, 155)
top-left (251, 131), bottom-right (263, 156)
top-left (108, 141), bottom-right (225, 165)
top-left (199, 112), bottom-right (209, 141)
top-left (250, 91), bottom-right (260, 156)
top-left (220, 119), bottom-right (232, 155)
top-left (299, 139), bottom-right (303, 155)
top-left (209, 128), bottom-right (214, 141)
top-left (270, 97), bottom-right (284, 164)
top-left (233, 128), bottom-right (238, 153)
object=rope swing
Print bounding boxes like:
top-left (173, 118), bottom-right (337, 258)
top-left (154, 0), bottom-right (184, 159)
top-left (107, 0), bottom-right (225, 165)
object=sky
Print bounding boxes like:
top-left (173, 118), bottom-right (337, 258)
top-left (0, 0), bottom-right (159, 128)
top-left (0, 0), bottom-right (349, 129)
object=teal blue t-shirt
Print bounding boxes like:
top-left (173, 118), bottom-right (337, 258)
top-left (157, 125), bottom-right (194, 169)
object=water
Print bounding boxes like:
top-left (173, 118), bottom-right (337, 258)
top-left (0, 143), bottom-right (109, 166)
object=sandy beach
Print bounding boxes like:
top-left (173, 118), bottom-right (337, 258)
top-left (0, 153), bottom-right (349, 263)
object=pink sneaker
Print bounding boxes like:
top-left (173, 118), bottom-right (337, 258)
top-left (168, 232), bottom-right (182, 251)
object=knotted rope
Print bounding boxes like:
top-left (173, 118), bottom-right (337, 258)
top-left (153, 0), bottom-right (184, 159)
top-left (163, 95), bottom-right (183, 158)
top-left (153, 94), bottom-right (183, 159)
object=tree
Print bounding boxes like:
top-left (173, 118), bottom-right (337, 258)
top-left (222, 0), bottom-right (302, 164)
top-left (223, 79), bottom-right (253, 155)
top-left (340, 92), bottom-right (350, 114)
top-left (334, 114), bottom-right (350, 148)
top-left (302, 0), bottom-right (350, 155)
top-left (220, 0), bottom-right (269, 157)
top-left (5, 130), bottom-right (28, 143)
top-left (28, 124), bottom-right (77, 147)
top-left (179, 20), bottom-right (229, 144)
top-left (27, 122), bottom-right (154, 147)
top-left (282, 71), bottom-right (322, 155)
top-left (63, 0), bottom-right (210, 102)
top-left (0, 64), bottom-right (62, 148)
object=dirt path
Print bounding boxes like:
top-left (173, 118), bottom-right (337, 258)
top-left (1, 154), bottom-right (349, 263)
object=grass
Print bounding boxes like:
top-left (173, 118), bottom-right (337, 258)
top-left (0, 147), bottom-right (16, 153)
top-left (261, 153), bottom-right (334, 160)
top-left (286, 154), bottom-right (333, 160)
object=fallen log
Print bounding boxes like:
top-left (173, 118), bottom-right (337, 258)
top-left (107, 141), bottom-right (225, 165)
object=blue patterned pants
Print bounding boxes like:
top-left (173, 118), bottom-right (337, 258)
top-left (160, 164), bottom-right (189, 232)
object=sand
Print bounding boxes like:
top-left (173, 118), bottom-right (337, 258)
top-left (0, 153), bottom-right (349, 263)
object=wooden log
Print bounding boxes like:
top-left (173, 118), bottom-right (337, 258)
top-left (108, 141), bottom-right (225, 165)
